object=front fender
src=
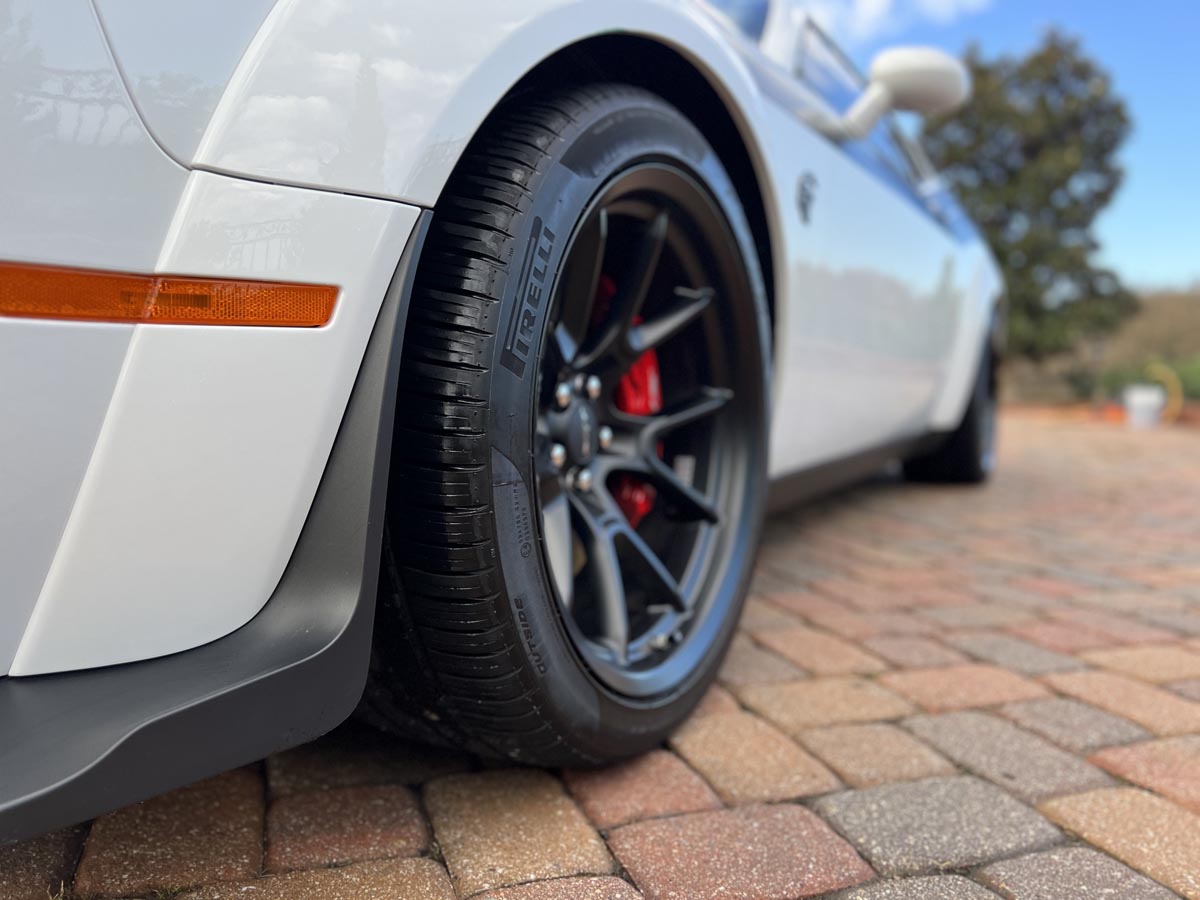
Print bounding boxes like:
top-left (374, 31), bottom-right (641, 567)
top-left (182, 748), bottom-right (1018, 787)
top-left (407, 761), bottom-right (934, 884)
top-left (180, 0), bottom-right (770, 207)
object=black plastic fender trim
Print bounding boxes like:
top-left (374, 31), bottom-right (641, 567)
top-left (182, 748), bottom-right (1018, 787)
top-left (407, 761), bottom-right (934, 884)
top-left (0, 212), bottom-right (432, 844)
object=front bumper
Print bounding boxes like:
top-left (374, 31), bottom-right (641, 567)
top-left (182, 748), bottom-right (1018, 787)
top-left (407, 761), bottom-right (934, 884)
top-left (0, 215), bottom-right (429, 844)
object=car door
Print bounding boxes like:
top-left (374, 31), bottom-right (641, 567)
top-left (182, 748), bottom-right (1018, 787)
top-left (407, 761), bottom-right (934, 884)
top-left (700, 1), bottom-right (968, 477)
top-left (788, 21), bottom-right (966, 458)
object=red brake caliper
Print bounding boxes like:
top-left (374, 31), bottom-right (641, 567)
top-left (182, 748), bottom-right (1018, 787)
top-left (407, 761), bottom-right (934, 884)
top-left (593, 275), bottom-right (662, 528)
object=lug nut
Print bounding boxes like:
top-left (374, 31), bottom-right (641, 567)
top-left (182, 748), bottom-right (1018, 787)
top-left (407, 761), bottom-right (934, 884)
top-left (585, 374), bottom-right (603, 400)
top-left (598, 425), bottom-right (613, 450)
top-left (574, 467), bottom-right (594, 493)
top-left (555, 382), bottom-right (572, 409)
top-left (549, 443), bottom-right (567, 470)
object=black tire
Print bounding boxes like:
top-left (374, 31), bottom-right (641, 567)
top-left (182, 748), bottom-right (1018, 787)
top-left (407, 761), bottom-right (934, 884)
top-left (362, 84), bottom-right (771, 766)
top-left (903, 345), bottom-right (997, 484)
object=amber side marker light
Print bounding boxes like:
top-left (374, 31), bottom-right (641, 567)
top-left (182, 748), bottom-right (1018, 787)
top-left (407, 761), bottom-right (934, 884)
top-left (0, 261), bottom-right (338, 327)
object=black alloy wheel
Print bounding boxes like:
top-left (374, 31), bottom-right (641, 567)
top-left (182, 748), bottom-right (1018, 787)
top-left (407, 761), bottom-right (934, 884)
top-left (535, 165), bottom-right (762, 698)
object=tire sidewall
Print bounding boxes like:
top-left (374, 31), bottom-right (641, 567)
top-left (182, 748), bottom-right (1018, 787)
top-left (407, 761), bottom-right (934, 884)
top-left (485, 90), bottom-right (770, 761)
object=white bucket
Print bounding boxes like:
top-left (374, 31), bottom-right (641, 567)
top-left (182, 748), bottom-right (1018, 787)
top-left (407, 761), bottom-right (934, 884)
top-left (1123, 383), bottom-right (1167, 430)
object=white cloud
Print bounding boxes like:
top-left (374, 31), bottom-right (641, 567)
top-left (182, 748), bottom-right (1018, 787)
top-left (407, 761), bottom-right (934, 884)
top-left (806, 0), bottom-right (991, 45)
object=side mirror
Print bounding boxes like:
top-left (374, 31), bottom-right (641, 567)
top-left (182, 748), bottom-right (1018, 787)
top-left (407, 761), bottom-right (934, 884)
top-left (833, 46), bottom-right (970, 140)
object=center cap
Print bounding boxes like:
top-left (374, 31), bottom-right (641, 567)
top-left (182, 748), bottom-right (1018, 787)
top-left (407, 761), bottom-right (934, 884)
top-left (564, 401), bottom-right (597, 465)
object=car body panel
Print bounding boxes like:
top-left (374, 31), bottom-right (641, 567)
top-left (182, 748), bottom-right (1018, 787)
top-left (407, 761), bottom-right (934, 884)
top-left (91, 0), bottom-right (279, 162)
top-left (0, 0), bottom-right (184, 674)
top-left (10, 175), bottom-right (419, 675)
top-left (189, 0), bottom-right (762, 206)
top-left (0, 320), bottom-right (130, 675)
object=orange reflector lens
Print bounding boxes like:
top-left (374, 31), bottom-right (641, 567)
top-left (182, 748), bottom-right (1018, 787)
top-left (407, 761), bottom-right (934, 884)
top-left (0, 262), bottom-right (338, 327)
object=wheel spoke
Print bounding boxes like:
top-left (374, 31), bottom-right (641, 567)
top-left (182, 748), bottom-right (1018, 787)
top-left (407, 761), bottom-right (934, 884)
top-left (596, 449), bottom-right (720, 525)
top-left (643, 455), bottom-right (720, 524)
top-left (612, 386), bottom-right (733, 441)
top-left (628, 286), bottom-right (713, 355)
top-left (569, 494), bottom-right (629, 662)
top-left (542, 492), bottom-right (574, 610)
top-left (618, 523), bottom-right (687, 611)
top-left (554, 209), bottom-right (608, 366)
top-left (577, 210), bottom-right (668, 368)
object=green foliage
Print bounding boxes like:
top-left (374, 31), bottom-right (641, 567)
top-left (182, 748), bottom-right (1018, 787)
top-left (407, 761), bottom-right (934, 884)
top-left (922, 32), bottom-right (1137, 359)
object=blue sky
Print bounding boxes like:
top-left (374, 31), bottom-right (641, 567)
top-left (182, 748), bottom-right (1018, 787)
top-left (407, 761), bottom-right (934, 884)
top-left (814, 0), bottom-right (1198, 290)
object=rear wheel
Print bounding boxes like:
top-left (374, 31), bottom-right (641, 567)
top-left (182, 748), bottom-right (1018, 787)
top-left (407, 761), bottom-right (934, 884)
top-left (363, 84), bottom-right (770, 765)
top-left (904, 346), bottom-right (997, 484)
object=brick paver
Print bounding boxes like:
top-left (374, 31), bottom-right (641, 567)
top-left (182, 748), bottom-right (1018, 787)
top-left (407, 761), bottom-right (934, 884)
top-left (73, 769), bottom-right (264, 898)
top-left (861, 636), bottom-right (967, 668)
top-left (264, 783), bottom-right (427, 873)
top-left (180, 858), bottom-right (455, 900)
top-left (1082, 644), bottom-right (1200, 682)
top-left (750, 626), bottom-right (888, 675)
top-left (669, 711), bottom-right (840, 803)
top-left (977, 846), bottom-right (1178, 900)
top-left (880, 664), bottom-right (1048, 712)
top-left (1168, 678), bottom-right (1200, 700)
top-left (718, 634), bottom-right (804, 686)
top-left (563, 749), bottom-right (721, 828)
top-left (904, 711), bottom-right (1113, 802)
top-left (266, 722), bottom-right (470, 799)
top-left (739, 677), bottom-right (915, 732)
top-left (942, 630), bottom-right (1084, 674)
top-left (799, 723), bottom-right (955, 787)
top-left (1041, 788), bottom-right (1200, 899)
top-left (0, 827), bottom-right (82, 900)
top-left (1091, 736), bottom-right (1200, 812)
top-left (609, 805), bottom-right (873, 900)
top-left (1007, 620), bottom-right (1118, 653)
top-left (17, 414), bottom-right (1200, 899)
top-left (423, 770), bottom-right (612, 896)
top-left (1046, 608), bottom-right (1179, 645)
top-left (1042, 670), bottom-right (1200, 735)
top-left (690, 684), bottom-right (740, 717)
top-left (815, 775), bottom-right (1061, 875)
top-left (921, 604), bottom-right (1034, 629)
top-left (471, 876), bottom-right (644, 900)
top-left (997, 696), bottom-right (1149, 753)
top-left (740, 597), bottom-right (804, 631)
top-left (835, 875), bottom-right (1001, 899)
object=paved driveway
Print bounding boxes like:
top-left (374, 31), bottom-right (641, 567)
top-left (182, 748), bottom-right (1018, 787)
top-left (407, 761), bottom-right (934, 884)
top-left (5, 412), bottom-right (1200, 900)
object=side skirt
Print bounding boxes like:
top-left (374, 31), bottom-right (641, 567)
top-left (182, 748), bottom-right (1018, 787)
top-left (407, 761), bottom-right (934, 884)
top-left (766, 433), bottom-right (944, 514)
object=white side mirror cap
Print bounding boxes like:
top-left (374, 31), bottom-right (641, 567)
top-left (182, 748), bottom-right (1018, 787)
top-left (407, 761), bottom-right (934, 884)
top-left (834, 46), bottom-right (971, 141)
top-left (871, 47), bottom-right (971, 116)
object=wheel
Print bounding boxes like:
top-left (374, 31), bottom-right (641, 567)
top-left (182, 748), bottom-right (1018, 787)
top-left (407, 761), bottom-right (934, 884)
top-left (904, 345), bottom-right (997, 484)
top-left (362, 83), bottom-right (771, 765)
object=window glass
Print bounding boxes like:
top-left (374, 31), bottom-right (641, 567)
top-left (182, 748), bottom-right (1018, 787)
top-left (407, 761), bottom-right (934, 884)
top-left (706, 0), bottom-right (770, 41)
top-left (797, 23), bottom-right (921, 190)
top-left (797, 25), bottom-right (862, 113)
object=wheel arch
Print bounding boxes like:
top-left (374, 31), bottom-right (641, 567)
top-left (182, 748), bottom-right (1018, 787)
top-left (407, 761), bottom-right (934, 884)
top-left (492, 35), bottom-right (779, 337)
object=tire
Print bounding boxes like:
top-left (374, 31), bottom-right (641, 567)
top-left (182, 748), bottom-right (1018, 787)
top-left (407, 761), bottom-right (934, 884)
top-left (361, 83), bottom-right (771, 766)
top-left (903, 345), bottom-right (997, 484)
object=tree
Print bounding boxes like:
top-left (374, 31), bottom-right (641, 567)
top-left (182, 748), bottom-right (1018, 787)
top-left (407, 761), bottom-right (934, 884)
top-left (922, 32), bottom-right (1136, 359)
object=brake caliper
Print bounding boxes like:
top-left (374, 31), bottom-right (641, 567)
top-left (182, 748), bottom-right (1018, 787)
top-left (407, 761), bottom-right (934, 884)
top-left (593, 275), bottom-right (663, 528)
